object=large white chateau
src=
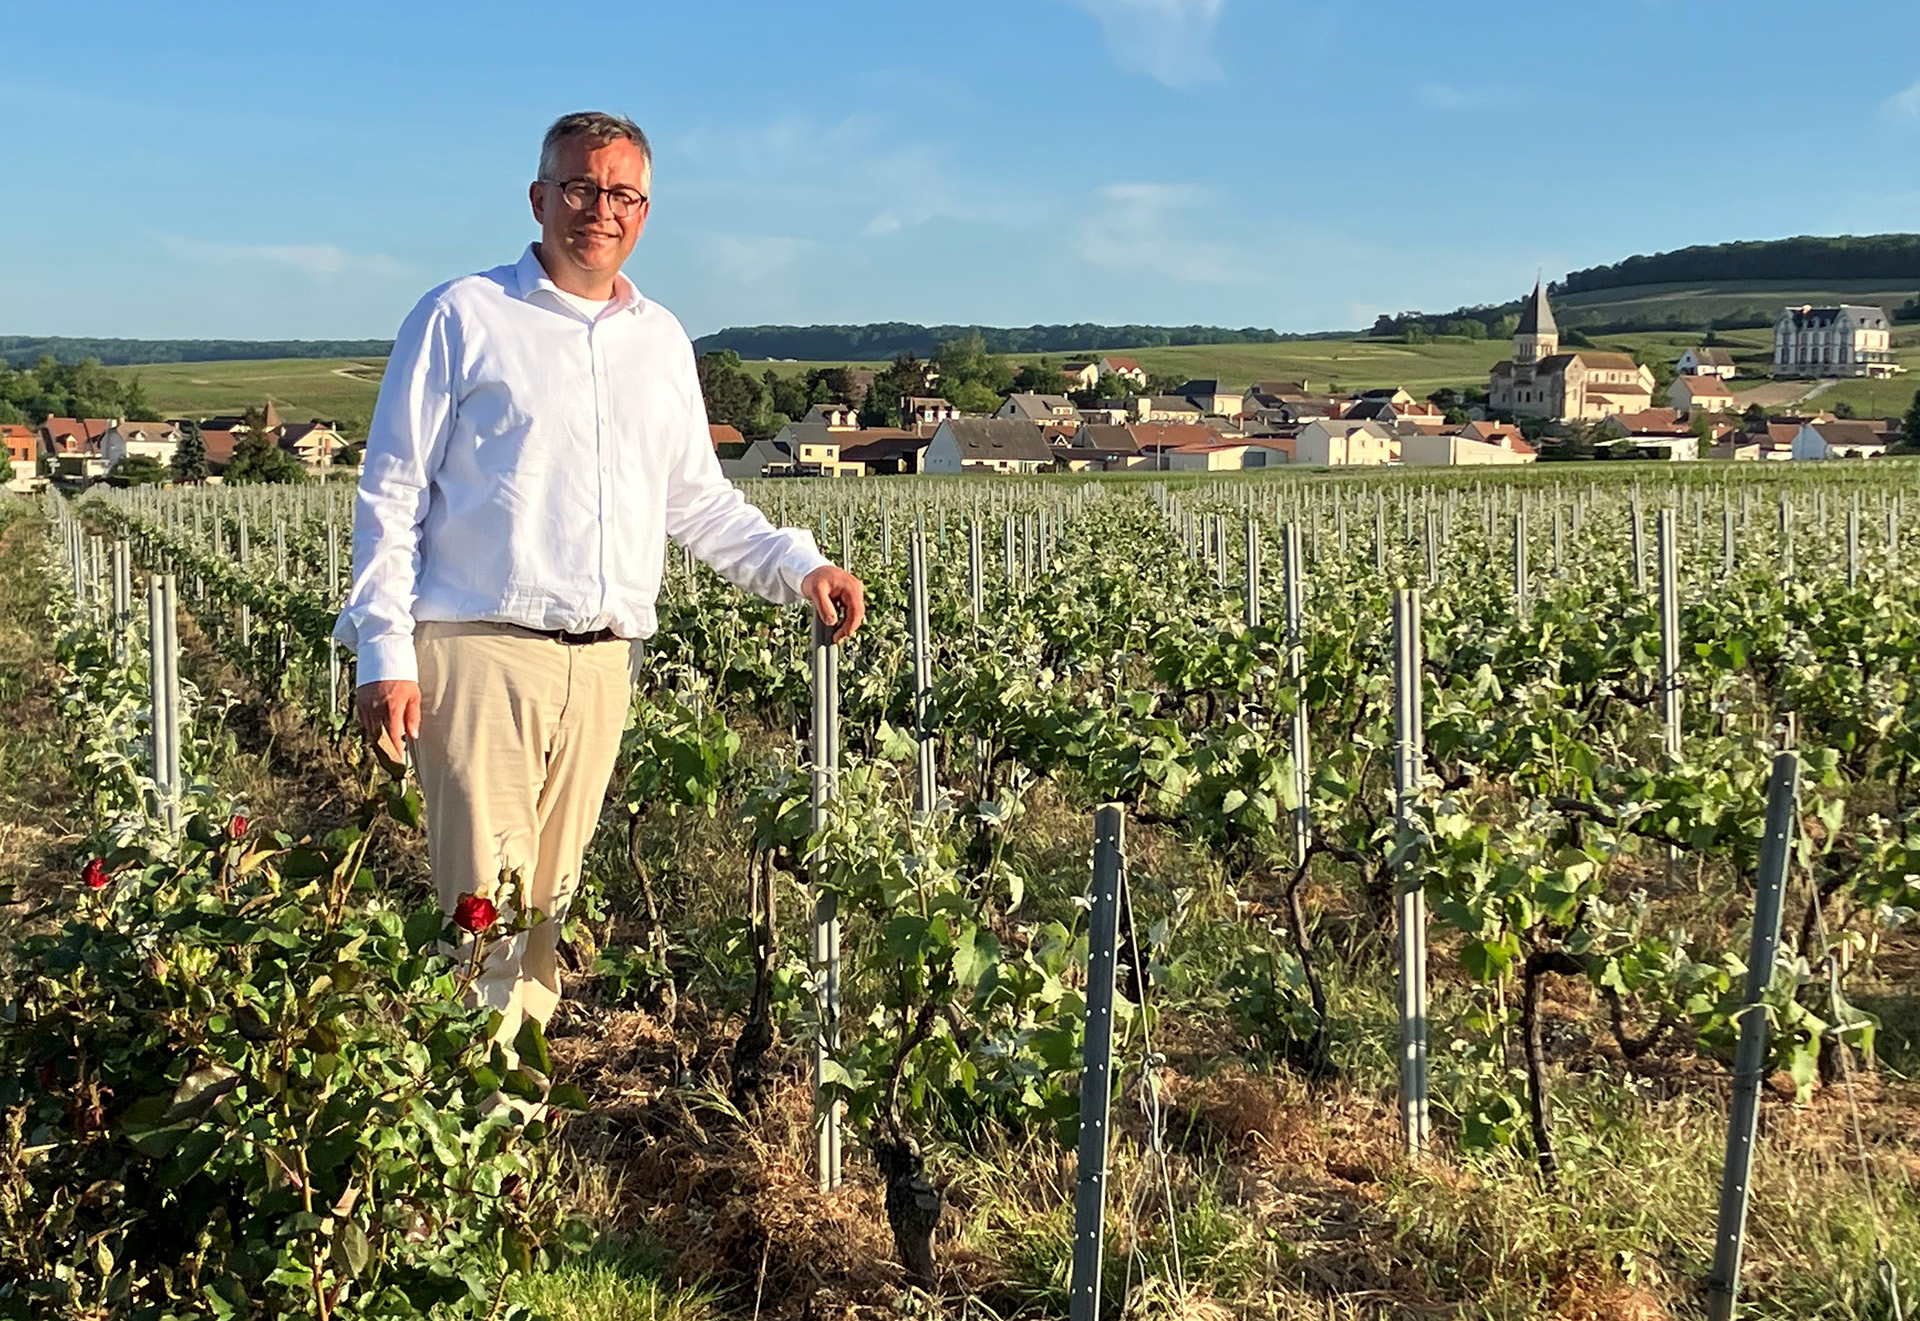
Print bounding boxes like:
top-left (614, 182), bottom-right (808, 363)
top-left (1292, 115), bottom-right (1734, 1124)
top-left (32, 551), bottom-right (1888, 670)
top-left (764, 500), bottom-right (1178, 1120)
top-left (1488, 282), bottom-right (1656, 421)
top-left (1772, 304), bottom-right (1899, 379)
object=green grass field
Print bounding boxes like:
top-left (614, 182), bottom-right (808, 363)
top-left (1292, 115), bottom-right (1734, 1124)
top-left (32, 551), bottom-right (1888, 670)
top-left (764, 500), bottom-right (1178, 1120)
top-left (132, 357), bottom-right (387, 435)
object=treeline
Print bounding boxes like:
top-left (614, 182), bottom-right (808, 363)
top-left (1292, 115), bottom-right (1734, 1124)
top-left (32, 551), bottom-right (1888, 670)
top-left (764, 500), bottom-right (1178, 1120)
top-left (1555, 234), bottom-right (1920, 295)
top-left (692, 321), bottom-right (1288, 362)
top-left (1368, 302), bottom-right (1524, 343)
top-left (0, 357), bottom-right (151, 426)
top-left (0, 337), bottom-right (394, 369)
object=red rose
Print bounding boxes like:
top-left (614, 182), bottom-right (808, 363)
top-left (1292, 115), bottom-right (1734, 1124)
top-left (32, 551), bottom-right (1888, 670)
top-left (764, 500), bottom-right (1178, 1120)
top-left (82, 858), bottom-right (110, 891)
top-left (230, 814), bottom-right (249, 839)
top-left (452, 893), bottom-right (499, 935)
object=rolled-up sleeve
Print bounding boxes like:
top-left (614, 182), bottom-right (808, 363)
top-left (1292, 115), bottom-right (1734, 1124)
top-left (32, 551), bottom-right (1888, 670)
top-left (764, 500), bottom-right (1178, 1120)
top-left (662, 347), bottom-right (831, 602)
top-left (331, 294), bottom-right (457, 684)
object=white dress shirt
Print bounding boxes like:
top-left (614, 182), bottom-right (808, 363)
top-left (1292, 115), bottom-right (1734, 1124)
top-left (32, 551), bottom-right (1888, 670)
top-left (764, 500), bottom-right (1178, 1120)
top-left (333, 245), bottom-right (830, 685)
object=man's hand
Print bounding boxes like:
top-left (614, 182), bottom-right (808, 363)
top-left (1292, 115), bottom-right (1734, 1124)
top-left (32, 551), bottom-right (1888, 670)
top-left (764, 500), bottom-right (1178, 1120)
top-left (802, 565), bottom-right (866, 644)
top-left (355, 680), bottom-right (422, 764)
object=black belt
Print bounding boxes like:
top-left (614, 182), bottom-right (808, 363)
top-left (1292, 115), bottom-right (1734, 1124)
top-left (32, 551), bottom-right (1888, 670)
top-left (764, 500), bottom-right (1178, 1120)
top-left (527, 626), bottom-right (622, 646)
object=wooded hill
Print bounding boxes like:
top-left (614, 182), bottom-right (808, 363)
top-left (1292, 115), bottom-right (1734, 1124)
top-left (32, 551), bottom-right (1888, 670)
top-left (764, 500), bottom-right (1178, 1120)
top-left (0, 336), bottom-right (395, 370)
top-left (1374, 234), bottom-right (1920, 341)
top-left (690, 321), bottom-right (1298, 361)
top-left (1556, 234), bottom-right (1920, 294)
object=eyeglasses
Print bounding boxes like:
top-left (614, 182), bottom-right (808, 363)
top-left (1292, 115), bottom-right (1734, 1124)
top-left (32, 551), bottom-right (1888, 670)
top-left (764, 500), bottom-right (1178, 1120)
top-left (540, 177), bottom-right (648, 217)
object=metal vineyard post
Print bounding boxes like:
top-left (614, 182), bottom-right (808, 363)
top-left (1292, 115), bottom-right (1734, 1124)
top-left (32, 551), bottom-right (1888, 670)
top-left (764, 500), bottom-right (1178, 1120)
top-left (809, 613), bottom-right (843, 1191)
top-left (908, 526), bottom-right (936, 814)
top-left (1284, 524), bottom-right (1310, 868)
top-left (1392, 587), bottom-right (1430, 1157)
top-left (1659, 509), bottom-right (1682, 760)
top-left (1069, 804), bottom-right (1126, 1321)
top-left (1707, 752), bottom-right (1801, 1321)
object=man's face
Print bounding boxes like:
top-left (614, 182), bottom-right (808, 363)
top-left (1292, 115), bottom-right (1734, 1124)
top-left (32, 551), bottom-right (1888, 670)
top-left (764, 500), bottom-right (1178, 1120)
top-left (529, 135), bottom-right (651, 280)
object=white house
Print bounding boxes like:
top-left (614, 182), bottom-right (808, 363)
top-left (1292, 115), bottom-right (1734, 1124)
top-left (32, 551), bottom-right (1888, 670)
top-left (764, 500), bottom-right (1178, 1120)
top-left (1774, 305), bottom-right (1900, 378)
top-left (1399, 433), bottom-right (1536, 466)
top-left (1676, 347), bottom-right (1737, 378)
top-left (1058, 361), bottom-right (1100, 392)
top-left (1097, 356), bottom-right (1147, 388)
top-left (100, 420), bottom-right (181, 474)
top-left (1164, 441), bottom-right (1247, 471)
top-left (996, 394), bottom-right (1080, 428)
top-left (923, 418), bottom-right (1057, 474)
top-left (1294, 418), bottom-right (1396, 467)
top-left (1790, 419), bottom-right (1894, 460)
top-left (901, 397), bottom-right (959, 433)
top-left (1666, 375), bottom-right (1734, 415)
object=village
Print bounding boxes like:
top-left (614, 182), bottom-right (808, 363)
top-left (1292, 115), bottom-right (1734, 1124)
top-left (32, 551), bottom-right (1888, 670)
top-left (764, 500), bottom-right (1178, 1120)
top-left (2, 286), bottom-right (1908, 493)
top-left (718, 286), bottom-right (1907, 478)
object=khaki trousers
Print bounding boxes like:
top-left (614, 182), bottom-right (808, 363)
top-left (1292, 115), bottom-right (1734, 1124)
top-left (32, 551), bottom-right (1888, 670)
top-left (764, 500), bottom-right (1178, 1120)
top-left (413, 621), bottom-right (631, 1036)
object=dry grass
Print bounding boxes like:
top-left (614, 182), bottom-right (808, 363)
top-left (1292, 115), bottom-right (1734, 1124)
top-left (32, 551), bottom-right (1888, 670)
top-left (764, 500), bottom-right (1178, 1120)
top-left (0, 503), bottom-right (80, 911)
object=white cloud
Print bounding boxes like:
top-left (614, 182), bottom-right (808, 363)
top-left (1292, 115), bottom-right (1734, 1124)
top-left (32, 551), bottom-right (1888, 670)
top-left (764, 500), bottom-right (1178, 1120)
top-left (161, 236), bottom-right (411, 280)
top-left (1417, 82), bottom-right (1495, 111)
top-left (1886, 80), bottom-right (1920, 119)
top-left (1078, 181), bottom-right (1240, 283)
top-left (1070, 0), bottom-right (1228, 90)
top-left (702, 233), bottom-right (811, 284)
top-left (673, 116), bottom-right (1031, 238)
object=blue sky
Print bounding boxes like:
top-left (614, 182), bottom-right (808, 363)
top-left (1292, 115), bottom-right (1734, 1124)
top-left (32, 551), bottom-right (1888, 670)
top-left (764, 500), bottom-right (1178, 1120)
top-left (7, 0), bottom-right (1920, 342)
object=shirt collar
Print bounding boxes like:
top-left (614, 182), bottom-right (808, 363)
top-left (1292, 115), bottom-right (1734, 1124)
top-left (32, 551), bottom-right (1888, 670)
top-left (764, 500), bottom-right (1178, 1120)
top-left (514, 243), bottom-right (643, 318)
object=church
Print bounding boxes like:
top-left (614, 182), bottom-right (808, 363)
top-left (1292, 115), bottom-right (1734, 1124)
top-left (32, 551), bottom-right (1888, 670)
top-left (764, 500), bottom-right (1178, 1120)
top-left (1488, 282), bottom-right (1655, 421)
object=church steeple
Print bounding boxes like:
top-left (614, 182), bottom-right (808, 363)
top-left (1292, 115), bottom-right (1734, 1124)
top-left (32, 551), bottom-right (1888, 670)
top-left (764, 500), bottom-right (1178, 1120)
top-left (1513, 279), bottom-right (1558, 365)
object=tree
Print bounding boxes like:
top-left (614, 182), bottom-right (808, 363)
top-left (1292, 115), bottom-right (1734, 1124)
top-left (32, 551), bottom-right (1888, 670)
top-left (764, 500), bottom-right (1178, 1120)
top-left (224, 435), bottom-right (306, 484)
top-left (1831, 400), bottom-right (1857, 419)
top-left (1632, 347), bottom-right (1675, 393)
top-left (121, 374), bottom-right (151, 419)
top-left (1011, 359), bottom-right (1072, 394)
top-left (1744, 402), bottom-right (1768, 429)
top-left (109, 455), bottom-right (168, 486)
top-left (763, 369), bottom-right (813, 425)
top-left (945, 380), bottom-right (1000, 415)
top-left (171, 422), bottom-right (208, 483)
top-left (225, 408), bottom-right (306, 484)
top-left (697, 351), bottom-right (768, 435)
top-left (1901, 387), bottom-right (1920, 450)
top-left (808, 367), bottom-right (858, 408)
top-left (863, 353), bottom-right (934, 430)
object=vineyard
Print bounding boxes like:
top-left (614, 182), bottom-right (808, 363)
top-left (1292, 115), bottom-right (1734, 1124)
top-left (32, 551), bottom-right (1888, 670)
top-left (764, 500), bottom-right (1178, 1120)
top-left (3, 463), bottom-right (1918, 1321)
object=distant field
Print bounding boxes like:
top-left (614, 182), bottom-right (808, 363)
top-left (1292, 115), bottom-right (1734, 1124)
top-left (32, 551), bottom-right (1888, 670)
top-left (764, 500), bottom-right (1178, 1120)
top-left (1553, 278), bottom-right (1920, 331)
top-left (125, 327), bottom-right (1920, 435)
top-left (747, 339), bottom-right (1514, 394)
top-left (135, 358), bottom-right (385, 434)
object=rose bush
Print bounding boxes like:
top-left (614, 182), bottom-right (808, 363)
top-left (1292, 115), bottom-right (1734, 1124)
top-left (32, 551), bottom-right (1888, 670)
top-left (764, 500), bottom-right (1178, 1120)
top-left (0, 809), bottom-right (588, 1320)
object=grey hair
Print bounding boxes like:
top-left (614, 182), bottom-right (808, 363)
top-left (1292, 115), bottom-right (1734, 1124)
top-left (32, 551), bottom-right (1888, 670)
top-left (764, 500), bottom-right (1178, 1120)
top-left (538, 111), bottom-right (652, 189)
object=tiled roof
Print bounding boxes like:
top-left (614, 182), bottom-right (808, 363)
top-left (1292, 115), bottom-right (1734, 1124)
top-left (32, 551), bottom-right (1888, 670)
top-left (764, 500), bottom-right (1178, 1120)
top-left (1676, 376), bottom-right (1733, 397)
top-left (939, 418), bottom-right (1057, 464)
top-left (1128, 422), bottom-right (1218, 450)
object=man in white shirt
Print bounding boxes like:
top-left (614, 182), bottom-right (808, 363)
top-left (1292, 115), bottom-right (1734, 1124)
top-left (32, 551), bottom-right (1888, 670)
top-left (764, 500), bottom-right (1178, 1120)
top-left (334, 111), bottom-right (865, 1037)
